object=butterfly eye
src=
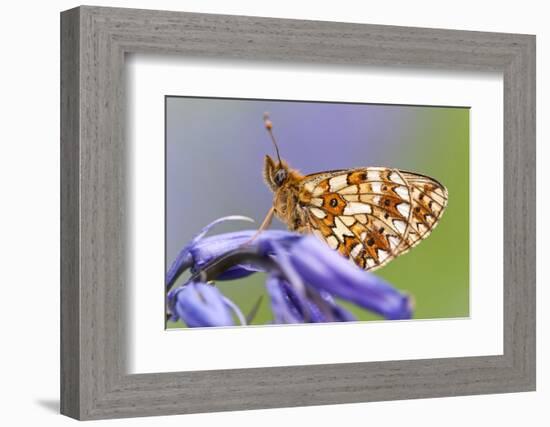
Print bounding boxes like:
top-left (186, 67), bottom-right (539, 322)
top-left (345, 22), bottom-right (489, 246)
top-left (274, 169), bottom-right (288, 187)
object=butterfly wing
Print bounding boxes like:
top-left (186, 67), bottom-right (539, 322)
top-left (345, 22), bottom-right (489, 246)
top-left (395, 170), bottom-right (448, 253)
top-left (299, 167), bottom-right (448, 271)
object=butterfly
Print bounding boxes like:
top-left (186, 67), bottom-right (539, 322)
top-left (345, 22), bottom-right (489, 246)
top-left (260, 113), bottom-right (448, 271)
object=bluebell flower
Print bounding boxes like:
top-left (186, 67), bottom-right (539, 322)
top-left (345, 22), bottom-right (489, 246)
top-left (166, 216), bottom-right (300, 288)
top-left (167, 216), bottom-right (413, 327)
top-left (168, 282), bottom-right (246, 327)
top-left (269, 236), bottom-right (413, 320)
top-left (266, 275), bottom-right (356, 323)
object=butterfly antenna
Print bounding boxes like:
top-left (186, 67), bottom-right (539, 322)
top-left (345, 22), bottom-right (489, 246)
top-left (263, 112), bottom-right (282, 164)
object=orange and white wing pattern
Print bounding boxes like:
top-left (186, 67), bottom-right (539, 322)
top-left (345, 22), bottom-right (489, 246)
top-left (395, 170), bottom-right (448, 254)
top-left (299, 167), bottom-right (448, 271)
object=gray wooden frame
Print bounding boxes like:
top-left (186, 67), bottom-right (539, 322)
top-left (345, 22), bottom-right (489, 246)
top-left (60, 5), bottom-right (536, 420)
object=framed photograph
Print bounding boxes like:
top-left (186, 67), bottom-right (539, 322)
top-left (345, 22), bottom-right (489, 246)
top-left (61, 6), bottom-right (536, 420)
top-left (164, 96), bottom-right (469, 329)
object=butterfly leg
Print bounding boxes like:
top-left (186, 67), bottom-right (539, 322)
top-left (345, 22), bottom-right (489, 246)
top-left (243, 207), bottom-right (275, 245)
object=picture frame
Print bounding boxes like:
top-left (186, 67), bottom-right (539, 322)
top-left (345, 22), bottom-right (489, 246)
top-left (60, 5), bottom-right (536, 420)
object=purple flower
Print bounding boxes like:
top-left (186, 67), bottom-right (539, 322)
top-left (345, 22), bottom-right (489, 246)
top-left (167, 217), bottom-right (413, 327)
top-left (168, 282), bottom-right (246, 327)
top-left (265, 275), bottom-right (304, 324)
top-left (166, 216), bottom-right (300, 288)
top-left (277, 236), bottom-right (413, 320)
top-left (266, 275), bottom-right (356, 324)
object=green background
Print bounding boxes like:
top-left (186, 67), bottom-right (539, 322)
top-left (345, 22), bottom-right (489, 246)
top-left (166, 98), bottom-right (469, 327)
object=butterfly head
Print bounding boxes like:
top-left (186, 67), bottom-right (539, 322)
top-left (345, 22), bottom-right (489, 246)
top-left (262, 113), bottom-right (291, 192)
top-left (263, 155), bottom-right (290, 191)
